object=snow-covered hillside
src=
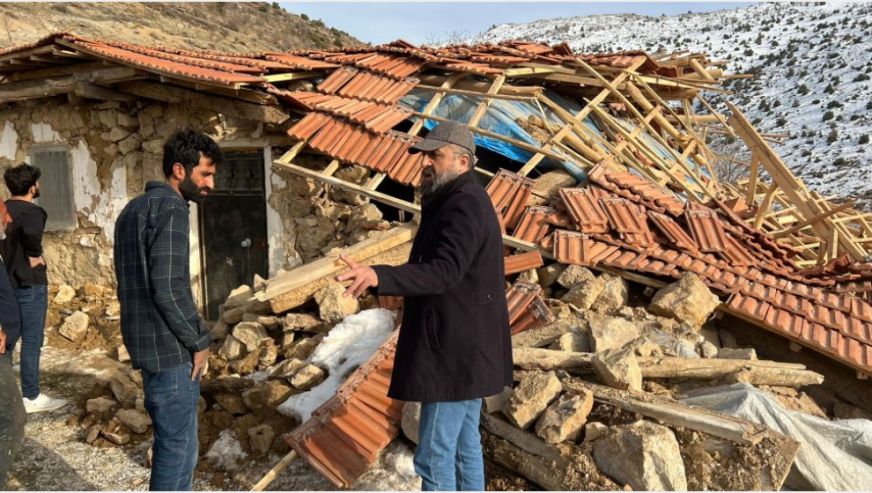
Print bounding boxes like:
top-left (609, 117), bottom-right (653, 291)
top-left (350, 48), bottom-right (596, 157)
top-left (467, 2), bottom-right (872, 206)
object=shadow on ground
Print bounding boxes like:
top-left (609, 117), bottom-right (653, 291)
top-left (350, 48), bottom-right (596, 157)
top-left (10, 437), bottom-right (100, 490)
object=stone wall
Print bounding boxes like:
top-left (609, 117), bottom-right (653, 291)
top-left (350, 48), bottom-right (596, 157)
top-left (0, 96), bottom-right (308, 290)
top-left (0, 94), bottom-right (392, 299)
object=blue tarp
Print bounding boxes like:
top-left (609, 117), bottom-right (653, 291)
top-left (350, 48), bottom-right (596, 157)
top-left (399, 89), bottom-right (589, 181)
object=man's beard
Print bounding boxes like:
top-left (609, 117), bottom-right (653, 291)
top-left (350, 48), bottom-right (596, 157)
top-left (179, 175), bottom-right (209, 203)
top-left (420, 168), bottom-right (462, 196)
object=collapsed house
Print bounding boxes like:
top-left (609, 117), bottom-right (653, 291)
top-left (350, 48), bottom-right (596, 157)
top-left (1, 33), bottom-right (871, 490)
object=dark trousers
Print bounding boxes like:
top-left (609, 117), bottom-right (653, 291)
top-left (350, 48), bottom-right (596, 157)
top-left (14, 285), bottom-right (48, 399)
top-left (142, 361), bottom-right (200, 491)
top-left (0, 351), bottom-right (26, 489)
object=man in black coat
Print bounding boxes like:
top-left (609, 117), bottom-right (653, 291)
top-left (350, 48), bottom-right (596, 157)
top-left (338, 121), bottom-right (512, 491)
top-left (0, 200), bottom-right (26, 489)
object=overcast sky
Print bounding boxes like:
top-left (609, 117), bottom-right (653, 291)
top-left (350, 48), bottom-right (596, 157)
top-left (281, 2), bottom-right (753, 45)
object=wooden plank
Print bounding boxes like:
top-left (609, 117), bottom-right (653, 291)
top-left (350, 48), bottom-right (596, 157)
top-left (410, 111), bottom-right (570, 162)
top-left (256, 223), bottom-right (417, 310)
top-left (773, 201), bottom-right (855, 238)
top-left (753, 182), bottom-right (780, 229)
top-left (513, 349), bottom-right (823, 387)
top-left (273, 159), bottom-right (420, 214)
top-left (468, 74), bottom-right (506, 128)
top-left (576, 61), bottom-right (713, 199)
top-left (516, 58), bottom-right (647, 177)
top-left (5, 60), bottom-right (110, 83)
top-left (0, 66), bottom-right (142, 102)
top-left (728, 102), bottom-right (867, 260)
top-left (116, 80), bottom-right (290, 125)
top-left (745, 155), bottom-right (760, 205)
top-left (263, 71), bottom-right (320, 82)
top-left (276, 141), bottom-right (308, 164)
top-left (689, 58), bottom-right (716, 82)
top-left (503, 66), bottom-right (559, 77)
top-left (72, 82), bottom-right (136, 103)
top-left (562, 379), bottom-right (768, 445)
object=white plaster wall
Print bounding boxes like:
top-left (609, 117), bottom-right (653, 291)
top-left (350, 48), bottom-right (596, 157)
top-left (189, 202), bottom-right (204, 309)
top-left (264, 145), bottom-right (286, 277)
top-left (70, 137), bottom-right (128, 239)
top-left (31, 122), bottom-right (61, 143)
top-left (0, 122), bottom-right (18, 160)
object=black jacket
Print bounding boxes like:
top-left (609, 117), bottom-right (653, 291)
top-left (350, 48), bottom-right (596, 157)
top-left (1, 200), bottom-right (48, 289)
top-left (373, 171), bottom-right (513, 402)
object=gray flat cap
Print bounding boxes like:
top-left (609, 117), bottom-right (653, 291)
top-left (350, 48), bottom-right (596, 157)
top-left (410, 121), bottom-right (475, 155)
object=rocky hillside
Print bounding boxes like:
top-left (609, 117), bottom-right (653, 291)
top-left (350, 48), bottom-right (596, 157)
top-left (467, 3), bottom-right (872, 206)
top-left (0, 2), bottom-right (361, 52)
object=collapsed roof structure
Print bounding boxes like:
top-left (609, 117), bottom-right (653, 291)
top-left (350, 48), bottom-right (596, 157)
top-left (2, 33), bottom-right (870, 488)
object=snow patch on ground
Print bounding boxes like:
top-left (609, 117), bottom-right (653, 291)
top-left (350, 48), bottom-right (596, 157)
top-left (277, 308), bottom-right (396, 421)
top-left (353, 441), bottom-right (422, 491)
top-left (205, 429), bottom-right (248, 472)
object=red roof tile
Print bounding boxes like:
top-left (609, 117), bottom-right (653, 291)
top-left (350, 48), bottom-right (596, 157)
top-left (553, 230), bottom-right (619, 267)
top-left (685, 209), bottom-right (728, 253)
top-left (287, 332), bottom-right (401, 488)
top-left (648, 211), bottom-right (697, 251)
top-left (511, 296), bottom-right (554, 335)
top-left (485, 170), bottom-right (534, 231)
top-left (512, 206), bottom-right (553, 244)
top-left (506, 280), bottom-right (542, 326)
top-left (68, 38), bottom-right (266, 86)
top-left (559, 188), bottom-right (609, 234)
top-left (504, 251), bottom-right (545, 276)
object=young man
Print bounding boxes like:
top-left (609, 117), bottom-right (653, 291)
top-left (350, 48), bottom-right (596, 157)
top-left (0, 200), bottom-right (26, 489)
top-left (114, 129), bottom-right (220, 491)
top-left (339, 121), bottom-right (513, 491)
top-left (2, 164), bottom-right (66, 413)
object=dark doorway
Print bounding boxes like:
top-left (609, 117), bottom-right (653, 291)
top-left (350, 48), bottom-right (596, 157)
top-left (199, 149), bottom-right (269, 320)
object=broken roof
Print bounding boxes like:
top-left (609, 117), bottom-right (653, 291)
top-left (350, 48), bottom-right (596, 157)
top-left (2, 32), bottom-right (869, 374)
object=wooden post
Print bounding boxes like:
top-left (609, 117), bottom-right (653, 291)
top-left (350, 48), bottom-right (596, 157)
top-left (727, 102), bottom-right (868, 260)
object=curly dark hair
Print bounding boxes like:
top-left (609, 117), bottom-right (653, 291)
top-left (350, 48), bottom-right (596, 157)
top-left (3, 163), bottom-right (41, 196)
top-left (162, 129), bottom-right (223, 177)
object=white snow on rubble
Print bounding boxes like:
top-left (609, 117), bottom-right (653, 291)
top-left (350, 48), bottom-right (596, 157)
top-left (277, 308), bottom-right (396, 421)
top-left (205, 428), bottom-right (248, 472)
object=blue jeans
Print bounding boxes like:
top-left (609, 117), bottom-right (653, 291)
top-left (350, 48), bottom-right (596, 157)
top-left (14, 285), bottom-right (48, 399)
top-left (142, 362), bottom-right (200, 491)
top-left (414, 399), bottom-right (485, 491)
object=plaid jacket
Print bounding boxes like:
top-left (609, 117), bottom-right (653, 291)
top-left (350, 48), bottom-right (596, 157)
top-left (114, 181), bottom-right (211, 373)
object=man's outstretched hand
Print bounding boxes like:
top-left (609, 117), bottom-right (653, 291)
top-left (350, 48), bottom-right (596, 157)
top-left (336, 255), bottom-right (378, 298)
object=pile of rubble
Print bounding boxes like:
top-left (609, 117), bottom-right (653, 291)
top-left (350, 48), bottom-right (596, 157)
top-left (390, 264), bottom-right (840, 490)
top-left (48, 226), bottom-right (870, 490)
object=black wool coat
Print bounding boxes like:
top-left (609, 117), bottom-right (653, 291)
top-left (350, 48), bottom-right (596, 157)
top-left (372, 171), bottom-right (513, 402)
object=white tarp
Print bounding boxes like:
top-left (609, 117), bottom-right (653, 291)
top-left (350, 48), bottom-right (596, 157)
top-left (680, 383), bottom-right (872, 491)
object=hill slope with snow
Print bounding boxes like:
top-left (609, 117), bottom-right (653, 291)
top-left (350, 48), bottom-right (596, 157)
top-left (468, 3), bottom-right (872, 205)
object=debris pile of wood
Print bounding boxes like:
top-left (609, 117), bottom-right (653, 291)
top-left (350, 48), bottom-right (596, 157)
top-left (242, 39), bottom-right (872, 490)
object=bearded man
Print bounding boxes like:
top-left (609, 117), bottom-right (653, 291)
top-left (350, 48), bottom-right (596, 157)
top-left (338, 121), bottom-right (512, 491)
top-left (113, 129), bottom-right (221, 491)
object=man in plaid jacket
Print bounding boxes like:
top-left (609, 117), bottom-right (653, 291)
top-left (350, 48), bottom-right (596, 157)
top-left (114, 129), bottom-right (221, 491)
